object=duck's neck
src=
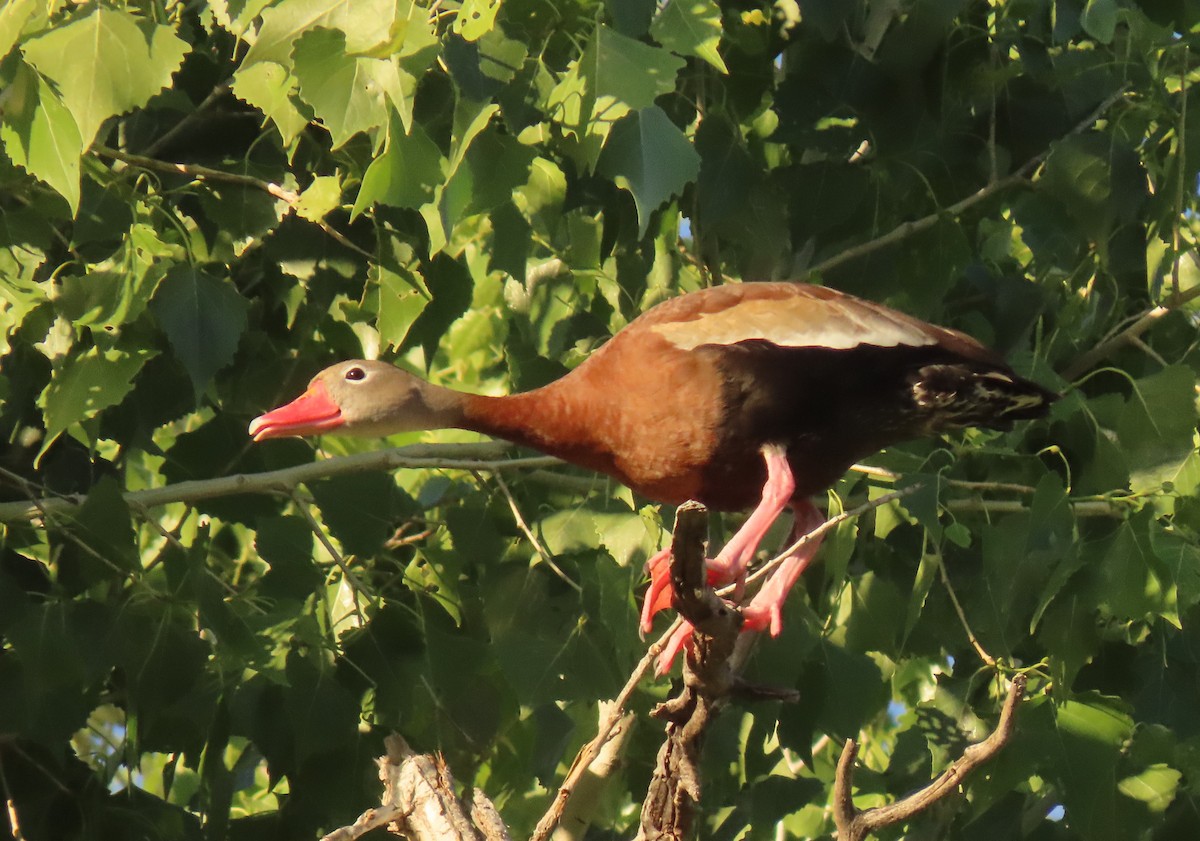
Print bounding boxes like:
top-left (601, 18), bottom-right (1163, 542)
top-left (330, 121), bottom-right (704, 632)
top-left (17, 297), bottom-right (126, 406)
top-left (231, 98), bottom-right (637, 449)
top-left (458, 382), bottom-right (616, 473)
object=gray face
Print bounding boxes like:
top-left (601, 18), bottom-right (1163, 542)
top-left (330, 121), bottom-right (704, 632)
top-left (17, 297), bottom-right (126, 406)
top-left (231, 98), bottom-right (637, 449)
top-left (318, 360), bottom-right (462, 436)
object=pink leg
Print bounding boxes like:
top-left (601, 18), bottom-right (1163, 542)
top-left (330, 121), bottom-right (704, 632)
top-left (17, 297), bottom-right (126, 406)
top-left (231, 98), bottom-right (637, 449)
top-left (741, 500), bottom-right (825, 637)
top-left (707, 444), bottom-right (796, 584)
top-left (640, 444), bottom-right (795, 634)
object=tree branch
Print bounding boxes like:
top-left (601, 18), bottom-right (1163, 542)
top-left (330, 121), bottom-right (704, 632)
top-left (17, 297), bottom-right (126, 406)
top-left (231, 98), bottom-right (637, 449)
top-left (93, 143), bottom-right (301, 203)
top-left (805, 86), bottom-right (1128, 279)
top-left (529, 618), bottom-right (682, 841)
top-left (320, 735), bottom-right (510, 841)
top-left (833, 674), bottom-right (1027, 841)
top-left (1059, 280), bottom-right (1200, 380)
top-left (0, 442), bottom-right (556, 523)
top-left (91, 144), bottom-right (376, 261)
top-left (638, 502), bottom-right (738, 840)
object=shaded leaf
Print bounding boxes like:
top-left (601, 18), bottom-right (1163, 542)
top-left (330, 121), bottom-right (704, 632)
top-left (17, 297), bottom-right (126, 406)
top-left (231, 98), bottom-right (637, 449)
top-left (151, 267), bottom-right (248, 401)
top-left (597, 106), bottom-right (700, 236)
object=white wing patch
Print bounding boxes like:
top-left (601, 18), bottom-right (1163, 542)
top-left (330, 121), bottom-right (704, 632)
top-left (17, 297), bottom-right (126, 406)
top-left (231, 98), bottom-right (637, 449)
top-left (648, 296), bottom-right (937, 351)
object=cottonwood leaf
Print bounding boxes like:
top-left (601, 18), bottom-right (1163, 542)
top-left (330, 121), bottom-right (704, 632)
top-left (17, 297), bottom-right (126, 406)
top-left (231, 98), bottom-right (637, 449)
top-left (231, 61), bottom-right (309, 148)
top-left (0, 0), bottom-right (36, 63)
top-left (353, 120), bottom-right (445, 216)
top-left (150, 267), bottom-right (248, 401)
top-left (240, 0), bottom-right (396, 68)
top-left (1117, 764), bottom-right (1182, 813)
top-left (292, 28), bottom-right (399, 148)
top-left (547, 25), bottom-right (684, 168)
top-left (39, 346), bottom-right (157, 456)
top-left (453, 0), bottom-right (501, 41)
top-left (0, 63), bottom-right (83, 212)
top-left (651, 0), bottom-right (728, 72)
top-left (294, 175), bottom-right (342, 222)
top-left (21, 7), bottom-right (187, 149)
top-left (597, 106), bottom-right (699, 235)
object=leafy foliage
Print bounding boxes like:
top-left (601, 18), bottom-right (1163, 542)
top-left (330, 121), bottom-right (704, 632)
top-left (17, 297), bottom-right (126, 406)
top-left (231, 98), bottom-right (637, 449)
top-left (1, 1), bottom-right (1199, 839)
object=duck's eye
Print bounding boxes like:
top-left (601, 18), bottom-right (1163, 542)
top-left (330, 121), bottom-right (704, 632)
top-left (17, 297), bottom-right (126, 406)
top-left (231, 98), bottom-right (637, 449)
top-left (345, 367), bottom-right (366, 382)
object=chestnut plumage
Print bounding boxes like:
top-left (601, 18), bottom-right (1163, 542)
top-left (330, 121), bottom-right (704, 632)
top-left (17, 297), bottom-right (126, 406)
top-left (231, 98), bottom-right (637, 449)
top-left (250, 281), bottom-right (1055, 670)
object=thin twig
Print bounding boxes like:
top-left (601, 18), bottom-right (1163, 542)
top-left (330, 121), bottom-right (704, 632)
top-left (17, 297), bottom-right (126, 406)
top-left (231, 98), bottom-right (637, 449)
top-left (833, 674), bottom-right (1027, 841)
top-left (529, 617), bottom-right (683, 841)
top-left (140, 82), bottom-right (232, 158)
top-left (93, 144), bottom-right (300, 203)
top-left (0, 753), bottom-right (23, 841)
top-left (806, 86), bottom-right (1128, 279)
top-left (936, 550), bottom-right (996, 667)
top-left (289, 491), bottom-right (374, 617)
top-left (485, 471), bottom-right (582, 593)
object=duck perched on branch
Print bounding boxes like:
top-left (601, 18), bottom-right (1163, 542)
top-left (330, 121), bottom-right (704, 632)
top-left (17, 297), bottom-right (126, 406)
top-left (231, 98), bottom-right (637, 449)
top-left (250, 282), bottom-right (1056, 670)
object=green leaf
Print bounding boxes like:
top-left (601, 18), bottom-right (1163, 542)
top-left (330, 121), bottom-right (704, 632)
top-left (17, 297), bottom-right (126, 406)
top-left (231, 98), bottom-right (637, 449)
top-left (597, 106), bottom-right (699, 236)
top-left (0, 0), bottom-right (35, 63)
top-left (547, 25), bottom-right (684, 168)
top-left (651, 0), bottom-right (728, 73)
top-left (1118, 365), bottom-right (1198, 492)
top-left (1150, 524), bottom-right (1200, 616)
top-left (352, 120), bottom-right (445, 216)
top-left (38, 346), bottom-right (157, 456)
top-left (21, 7), bottom-right (188, 148)
top-left (1117, 763), bottom-right (1182, 812)
top-left (0, 63), bottom-right (83, 212)
top-left (1081, 0), bottom-right (1118, 43)
top-left (55, 264), bottom-right (165, 330)
top-left (403, 254), bottom-right (474, 364)
top-left (1094, 510), bottom-right (1174, 623)
top-left (240, 0), bottom-right (398, 68)
top-left (453, 0), bottom-right (501, 41)
top-left (1053, 694), bottom-right (1137, 841)
top-left (310, 473), bottom-right (404, 557)
top-left (292, 28), bottom-right (399, 149)
top-left (64, 476), bottom-right (138, 573)
top-left (376, 265), bottom-right (430, 350)
top-left (231, 61), bottom-right (309, 148)
top-left (150, 267), bottom-right (249, 401)
top-left (255, 515), bottom-right (324, 602)
top-left (294, 175), bottom-right (342, 222)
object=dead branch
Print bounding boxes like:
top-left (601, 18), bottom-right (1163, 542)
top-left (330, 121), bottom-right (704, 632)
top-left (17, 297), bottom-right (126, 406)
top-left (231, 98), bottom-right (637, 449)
top-left (320, 735), bottom-right (509, 841)
top-left (553, 702), bottom-right (636, 841)
top-left (833, 674), bottom-right (1027, 841)
top-left (638, 502), bottom-right (745, 840)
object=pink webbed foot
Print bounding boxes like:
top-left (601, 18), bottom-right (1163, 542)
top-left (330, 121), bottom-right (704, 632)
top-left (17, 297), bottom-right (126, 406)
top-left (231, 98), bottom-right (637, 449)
top-left (739, 501), bottom-right (825, 637)
top-left (642, 444), bottom-right (801, 673)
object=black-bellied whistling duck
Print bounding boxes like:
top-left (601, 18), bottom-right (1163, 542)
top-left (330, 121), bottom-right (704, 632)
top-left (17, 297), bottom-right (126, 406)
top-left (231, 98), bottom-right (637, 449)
top-left (249, 282), bottom-right (1056, 671)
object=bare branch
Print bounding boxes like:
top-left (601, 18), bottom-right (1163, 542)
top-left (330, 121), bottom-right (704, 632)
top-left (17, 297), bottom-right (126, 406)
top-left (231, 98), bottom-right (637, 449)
top-left (530, 617), bottom-right (682, 841)
top-left (321, 735), bottom-right (511, 841)
top-left (92, 143), bottom-right (376, 260)
top-left (0, 442), bottom-right (556, 523)
top-left (486, 471), bottom-right (582, 593)
top-left (553, 702), bottom-right (636, 841)
top-left (834, 674), bottom-right (1027, 841)
top-left (639, 502), bottom-right (734, 840)
top-left (1060, 281), bottom-right (1200, 380)
top-left (806, 87), bottom-right (1128, 279)
top-left (93, 143), bottom-right (301, 203)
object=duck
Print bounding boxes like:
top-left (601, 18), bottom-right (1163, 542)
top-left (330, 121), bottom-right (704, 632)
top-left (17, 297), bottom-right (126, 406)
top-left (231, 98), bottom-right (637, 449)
top-left (249, 281), bottom-right (1056, 670)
